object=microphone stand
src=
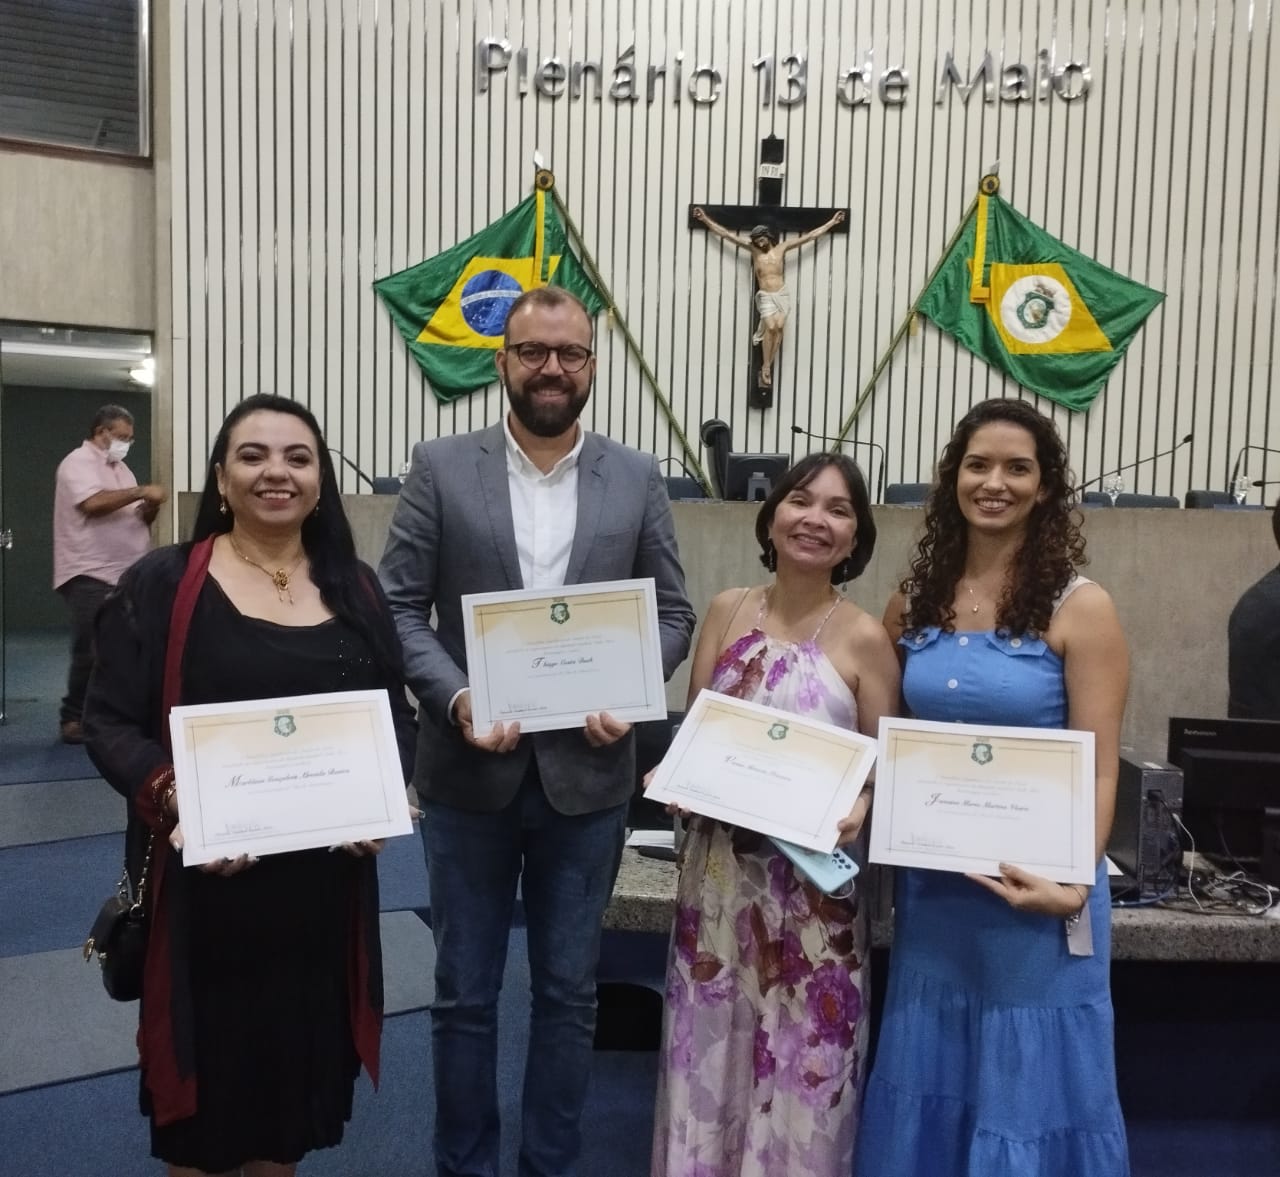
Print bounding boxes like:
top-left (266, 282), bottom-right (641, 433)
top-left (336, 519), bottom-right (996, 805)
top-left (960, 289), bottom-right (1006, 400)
top-left (1231, 445), bottom-right (1280, 493)
top-left (790, 425), bottom-right (887, 503)
top-left (327, 448), bottom-right (376, 491)
top-left (1078, 434), bottom-right (1193, 492)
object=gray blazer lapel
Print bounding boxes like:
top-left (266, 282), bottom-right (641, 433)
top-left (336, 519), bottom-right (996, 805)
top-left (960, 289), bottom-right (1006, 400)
top-left (476, 425), bottom-right (523, 589)
top-left (566, 433), bottom-right (606, 585)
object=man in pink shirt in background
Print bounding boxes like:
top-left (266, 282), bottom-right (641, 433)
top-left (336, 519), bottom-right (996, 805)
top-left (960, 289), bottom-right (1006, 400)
top-left (52, 405), bottom-right (167, 744)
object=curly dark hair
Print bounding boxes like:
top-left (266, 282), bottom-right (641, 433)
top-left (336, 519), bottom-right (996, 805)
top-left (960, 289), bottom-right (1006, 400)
top-left (754, 452), bottom-right (876, 583)
top-left (901, 398), bottom-right (1086, 636)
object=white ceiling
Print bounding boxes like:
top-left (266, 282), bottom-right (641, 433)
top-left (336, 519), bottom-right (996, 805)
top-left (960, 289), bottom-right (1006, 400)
top-left (0, 326), bottom-right (152, 391)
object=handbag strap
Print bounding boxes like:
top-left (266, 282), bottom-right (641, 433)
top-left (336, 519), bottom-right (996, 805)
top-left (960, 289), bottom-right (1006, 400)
top-left (128, 830), bottom-right (157, 913)
top-left (163, 535), bottom-right (217, 755)
top-left (121, 536), bottom-right (218, 905)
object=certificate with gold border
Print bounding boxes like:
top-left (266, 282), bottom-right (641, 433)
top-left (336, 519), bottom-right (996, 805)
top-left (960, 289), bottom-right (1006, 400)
top-left (643, 689), bottom-right (877, 851)
top-left (462, 579), bottom-right (668, 734)
top-left (169, 689), bottom-right (413, 866)
top-left (870, 717), bottom-right (1096, 884)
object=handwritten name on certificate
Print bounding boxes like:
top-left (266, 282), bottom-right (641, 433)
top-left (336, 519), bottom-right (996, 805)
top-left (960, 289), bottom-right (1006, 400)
top-left (645, 690), bottom-right (877, 852)
top-left (462, 579), bottom-right (668, 734)
top-left (169, 690), bottom-right (413, 866)
top-left (870, 717), bottom-right (1096, 885)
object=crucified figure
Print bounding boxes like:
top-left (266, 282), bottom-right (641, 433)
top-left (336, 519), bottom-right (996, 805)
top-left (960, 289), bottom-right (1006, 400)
top-left (692, 206), bottom-right (846, 387)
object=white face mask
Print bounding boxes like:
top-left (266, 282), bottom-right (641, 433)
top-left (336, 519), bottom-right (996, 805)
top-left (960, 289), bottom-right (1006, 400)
top-left (107, 438), bottom-right (132, 463)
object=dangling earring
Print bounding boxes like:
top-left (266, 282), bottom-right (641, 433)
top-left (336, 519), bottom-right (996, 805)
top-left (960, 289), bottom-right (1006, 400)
top-left (313, 501), bottom-right (321, 516)
top-left (765, 540), bottom-right (778, 573)
top-left (218, 495), bottom-right (228, 516)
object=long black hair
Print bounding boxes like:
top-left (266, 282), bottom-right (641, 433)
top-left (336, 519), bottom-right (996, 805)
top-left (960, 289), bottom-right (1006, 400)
top-left (192, 394), bottom-right (404, 679)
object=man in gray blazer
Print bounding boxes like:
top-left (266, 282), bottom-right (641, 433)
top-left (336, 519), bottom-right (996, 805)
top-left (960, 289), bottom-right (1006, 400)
top-left (379, 286), bottom-right (695, 1177)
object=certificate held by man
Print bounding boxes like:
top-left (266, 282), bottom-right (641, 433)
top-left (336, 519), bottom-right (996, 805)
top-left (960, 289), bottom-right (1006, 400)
top-left (462, 578), bottom-right (668, 734)
top-left (870, 717), bottom-right (1096, 884)
top-left (169, 689), bottom-right (414, 866)
top-left (644, 689), bottom-right (878, 851)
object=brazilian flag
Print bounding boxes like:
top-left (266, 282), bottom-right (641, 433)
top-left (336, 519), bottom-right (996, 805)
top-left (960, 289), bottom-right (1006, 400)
top-left (918, 191), bottom-right (1164, 412)
top-left (375, 189), bottom-right (607, 402)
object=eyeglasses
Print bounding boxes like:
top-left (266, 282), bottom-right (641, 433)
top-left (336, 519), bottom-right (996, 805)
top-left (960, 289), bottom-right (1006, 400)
top-left (507, 341), bottom-right (593, 373)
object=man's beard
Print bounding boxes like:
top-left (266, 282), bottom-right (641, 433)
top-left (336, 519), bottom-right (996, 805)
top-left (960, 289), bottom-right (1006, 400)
top-left (506, 376), bottom-right (589, 438)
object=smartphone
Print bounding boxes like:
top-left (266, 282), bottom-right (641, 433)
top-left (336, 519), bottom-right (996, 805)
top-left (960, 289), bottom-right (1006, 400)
top-left (771, 838), bottom-right (860, 896)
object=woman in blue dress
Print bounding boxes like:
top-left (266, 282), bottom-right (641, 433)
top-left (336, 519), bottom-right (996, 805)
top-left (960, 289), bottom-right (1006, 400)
top-left (855, 398), bottom-right (1131, 1177)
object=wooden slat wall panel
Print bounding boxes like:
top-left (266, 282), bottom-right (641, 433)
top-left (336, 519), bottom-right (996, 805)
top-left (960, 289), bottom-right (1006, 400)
top-left (168, 0), bottom-right (1280, 500)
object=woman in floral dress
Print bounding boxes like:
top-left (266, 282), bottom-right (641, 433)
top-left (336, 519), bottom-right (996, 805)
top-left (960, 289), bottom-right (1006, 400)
top-left (650, 454), bottom-right (900, 1177)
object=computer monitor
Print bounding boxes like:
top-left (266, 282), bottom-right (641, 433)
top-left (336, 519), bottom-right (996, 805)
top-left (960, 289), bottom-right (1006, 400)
top-left (1166, 716), bottom-right (1280, 882)
top-left (723, 453), bottom-right (789, 502)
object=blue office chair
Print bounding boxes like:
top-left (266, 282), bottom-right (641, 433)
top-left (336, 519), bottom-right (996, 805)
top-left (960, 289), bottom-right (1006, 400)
top-left (1081, 491), bottom-right (1113, 507)
top-left (1185, 490), bottom-right (1234, 509)
top-left (371, 476), bottom-right (402, 495)
top-left (1114, 493), bottom-right (1180, 508)
top-left (883, 482), bottom-right (931, 506)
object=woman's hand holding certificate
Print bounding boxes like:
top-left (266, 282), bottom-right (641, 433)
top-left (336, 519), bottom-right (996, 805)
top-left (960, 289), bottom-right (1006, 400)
top-left (868, 717), bottom-right (1096, 885)
top-left (644, 690), bottom-right (877, 852)
top-left (168, 689), bottom-right (414, 866)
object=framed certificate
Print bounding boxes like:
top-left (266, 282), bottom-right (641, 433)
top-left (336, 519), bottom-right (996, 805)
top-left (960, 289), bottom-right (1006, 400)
top-left (462, 579), bottom-right (668, 734)
top-left (169, 689), bottom-right (413, 866)
top-left (870, 717), bottom-right (1096, 884)
top-left (644, 689), bottom-right (877, 852)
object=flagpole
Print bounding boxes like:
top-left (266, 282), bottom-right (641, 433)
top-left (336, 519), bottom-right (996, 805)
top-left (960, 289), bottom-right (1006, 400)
top-left (831, 185), bottom-right (987, 448)
top-left (538, 170), bottom-right (712, 494)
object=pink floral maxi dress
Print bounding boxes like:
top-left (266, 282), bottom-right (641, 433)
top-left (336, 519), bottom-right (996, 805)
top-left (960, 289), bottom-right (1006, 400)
top-left (651, 612), bottom-right (869, 1177)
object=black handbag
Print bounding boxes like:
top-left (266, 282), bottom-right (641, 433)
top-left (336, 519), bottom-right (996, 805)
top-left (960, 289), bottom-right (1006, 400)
top-left (84, 832), bottom-right (154, 1002)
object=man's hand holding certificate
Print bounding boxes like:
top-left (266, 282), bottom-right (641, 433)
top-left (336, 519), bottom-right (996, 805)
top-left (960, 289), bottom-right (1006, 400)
top-left (644, 690), bottom-right (877, 852)
top-left (869, 717), bottom-right (1096, 885)
top-left (462, 579), bottom-right (668, 734)
top-left (169, 689), bottom-right (414, 866)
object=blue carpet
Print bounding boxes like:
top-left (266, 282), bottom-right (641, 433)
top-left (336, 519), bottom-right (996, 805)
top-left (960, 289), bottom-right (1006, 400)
top-left (0, 828), bottom-right (428, 961)
top-left (0, 832), bottom-right (123, 955)
top-left (0, 912), bottom-right (434, 1095)
top-left (376, 825), bottom-right (430, 914)
top-left (0, 631), bottom-right (102, 785)
top-left (1127, 1121), bottom-right (1280, 1175)
top-left (0, 777), bottom-right (125, 848)
top-left (0, 697), bottom-right (98, 785)
top-left (0, 929), bottom-right (663, 1177)
top-left (2, 1012), bottom-right (1275, 1175)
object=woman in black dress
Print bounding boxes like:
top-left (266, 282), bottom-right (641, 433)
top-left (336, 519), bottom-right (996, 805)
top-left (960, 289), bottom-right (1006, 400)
top-left (85, 394), bottom-right (416, 1176)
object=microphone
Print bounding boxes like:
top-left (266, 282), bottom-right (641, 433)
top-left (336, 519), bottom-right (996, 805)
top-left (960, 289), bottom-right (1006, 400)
top-left (1078, 433), bottom-right (1193, 491)
top-left (1251, 480), bottom-right (1280, 490)
top-left (1231, 445), bottom-right (1280, 490)
top-left (790, 424), bottom-right (887, 502)
top-left (327, 447), bottom-right (376, 491)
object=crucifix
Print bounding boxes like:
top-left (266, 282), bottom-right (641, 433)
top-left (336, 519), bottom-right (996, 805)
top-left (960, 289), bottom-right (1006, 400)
top-left (690, 134), bottom-right (849, 410)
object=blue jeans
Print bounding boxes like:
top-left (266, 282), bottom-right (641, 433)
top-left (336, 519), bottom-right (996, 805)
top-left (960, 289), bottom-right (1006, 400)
top-left (423, 762), bottom-right (628, 1177)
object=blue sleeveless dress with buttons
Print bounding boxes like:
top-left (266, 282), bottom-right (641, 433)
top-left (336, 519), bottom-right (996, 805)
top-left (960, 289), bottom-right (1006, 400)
top-left (854, 601), bottom-right (1130, 1176)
